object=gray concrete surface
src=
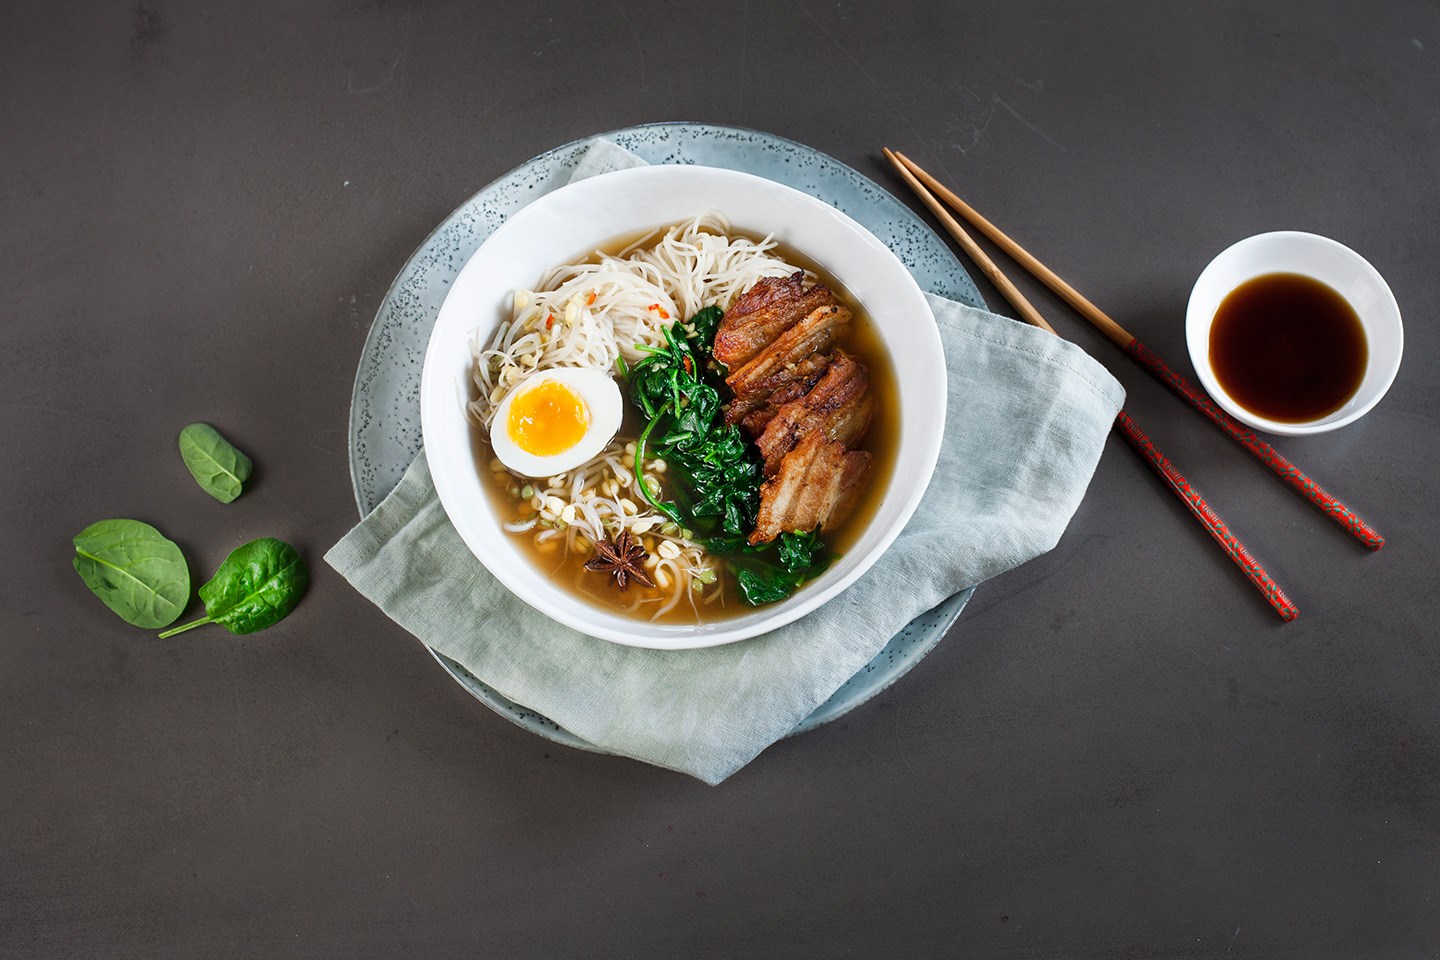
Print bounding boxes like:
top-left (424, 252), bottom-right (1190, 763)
top-left (4, 0), bottom-right (1438, 956)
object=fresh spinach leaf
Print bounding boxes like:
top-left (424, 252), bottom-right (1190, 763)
top-left (158, 537), bottom-right (308, 638)
top-left (73, 519), bottom-right (191, 629)
top-left (178, 422), bottom-right (252, 503)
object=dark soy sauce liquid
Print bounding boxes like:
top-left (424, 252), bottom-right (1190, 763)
top-left (1209, 272), bottom-right (1368, 423)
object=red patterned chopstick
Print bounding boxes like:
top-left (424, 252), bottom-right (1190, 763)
top-left (1116, 411), bottom-right (1299, 621)
top-left (888, 150), bottom-right (1384, 552)
top-left (1125, 340), bottom-right (1384, 549)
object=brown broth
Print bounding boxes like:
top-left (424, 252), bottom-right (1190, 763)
top-left (477, 225), bottom-right (900, 624)
top-left (1209, 272), bottom-right (1368, 423)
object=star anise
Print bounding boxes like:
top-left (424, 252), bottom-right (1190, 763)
top-left (584, 529), bottom-right (656, 591)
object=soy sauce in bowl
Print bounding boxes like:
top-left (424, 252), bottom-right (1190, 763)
top-left (1208, 272), bottom-right (1368, 423)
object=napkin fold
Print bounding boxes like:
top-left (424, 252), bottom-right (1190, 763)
top-left (327, 140), bottom-right (1124, 784)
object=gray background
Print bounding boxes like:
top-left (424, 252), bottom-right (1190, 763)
top-left (4, 0), bottom-right (1438, 957)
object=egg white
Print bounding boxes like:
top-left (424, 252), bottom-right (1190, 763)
top-left (489, 368), bottom-right (623, 478)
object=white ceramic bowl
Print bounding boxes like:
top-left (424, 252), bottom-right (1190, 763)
top-left (1185, 231), bottom-right (1403, 436)
top-left (419, 165), bottom-right (947, 649)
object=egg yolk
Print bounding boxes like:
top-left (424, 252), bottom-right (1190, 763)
top-left (506, 379), bottom-right (591, 456)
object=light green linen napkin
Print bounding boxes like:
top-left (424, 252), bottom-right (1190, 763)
top-left (326, 141), bottom-right (1124, 784)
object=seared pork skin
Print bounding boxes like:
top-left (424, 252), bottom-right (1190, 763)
top-left (726, 353), bottom-right (833, 432)
top-left (713, 272), bottom-right (836, 369)
top-left (755, 352), bottom-right (873, 477)
top-left (750, 429), bottom-right (873, 545)
top-left (724, 303), bottom-right (851, 414)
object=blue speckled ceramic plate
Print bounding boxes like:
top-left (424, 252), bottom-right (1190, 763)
top-left (347, 122), bottom-right (982, 751)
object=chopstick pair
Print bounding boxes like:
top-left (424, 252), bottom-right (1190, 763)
top-left (888, 149), bottom-right (1384, 551)
top-left (883, 148), bottom-right (1324, 621)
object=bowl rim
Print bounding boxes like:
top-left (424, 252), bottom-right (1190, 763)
top-left (419, 163), bottom-right (947, 649)
top-left (1184, 230), bottom-right (1403, 437)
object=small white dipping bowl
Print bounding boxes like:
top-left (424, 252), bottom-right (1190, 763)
top-left (419, 165), bottom-right (947, 650)
top-left (1185, 231), bottom-right (1402, 436)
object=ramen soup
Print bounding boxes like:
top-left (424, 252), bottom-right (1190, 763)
top-left (466, 215), bottom-right (897, 624)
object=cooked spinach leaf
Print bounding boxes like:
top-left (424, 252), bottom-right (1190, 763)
top-left (735, 568), bottom-right (804, 606)
top-left (730, 531), bottom-right (832, 606)
top-left (73, 519), bottom-right (191, 629)
top-left (776, 529), bottom-right (828, 573)
top-left (629, 319), bottom-right (760, 538)
top-left (686, 305), bottom-right (724, 361)
top-left (178, 422), bottom-right (253, 503)
top-left (157, 537), bottom-right (308, 638)
top-left (626, 313), bottom-right (832, 606)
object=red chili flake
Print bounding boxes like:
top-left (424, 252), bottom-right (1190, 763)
top-left (545, 314), bottom-right (555, 329)
top-left (682, 355), bottom-right (694, 376)
top-left (586, 291), bottom-right (596, 306)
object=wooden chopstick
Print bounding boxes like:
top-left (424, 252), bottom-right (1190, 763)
top-left (889, 149), bottom-right (1384, 552)
top-left (883, 149), bottom-right (1299, 621)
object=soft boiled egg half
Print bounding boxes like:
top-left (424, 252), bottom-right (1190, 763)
top-left (489, 368), bottom-right (623, 477)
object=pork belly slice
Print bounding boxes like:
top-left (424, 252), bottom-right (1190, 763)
top-left (723, 271), bottom-right (804, 322)
top-left (740, 406), bottom-right (782, 438)
top-left (755, 351), bottom-right (873, 477)
top-left (726, 353), bottom-right (833, 433)
top-left (749, 429), bottom-right (873, 545)
top-left (713, 273), bottom-right (836, 369)
top-left (725, 303), bottom-right (851, 407)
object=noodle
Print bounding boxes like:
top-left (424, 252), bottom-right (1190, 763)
top-left (467, 214), bottom-right (803, 429)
